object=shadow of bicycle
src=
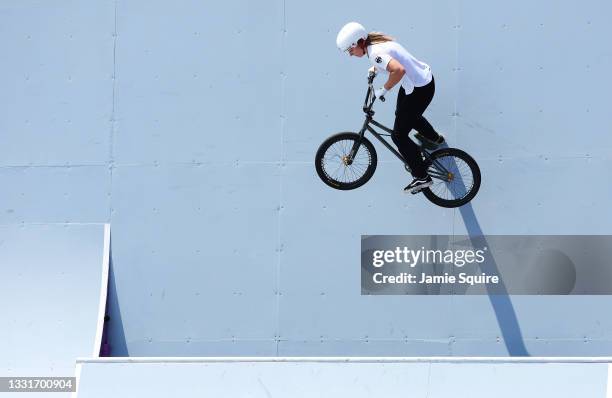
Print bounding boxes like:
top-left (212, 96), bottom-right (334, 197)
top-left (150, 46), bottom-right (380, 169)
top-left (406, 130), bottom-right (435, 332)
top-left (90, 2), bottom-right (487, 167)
top-left (438, 142), bottom-right (529, 356)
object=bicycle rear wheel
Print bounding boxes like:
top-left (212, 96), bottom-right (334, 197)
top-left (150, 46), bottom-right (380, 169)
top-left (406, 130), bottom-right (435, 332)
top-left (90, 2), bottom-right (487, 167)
top-left (315, 132), bottom-right (377, 190)
top-left (422, 148), bottom-right (481, 208)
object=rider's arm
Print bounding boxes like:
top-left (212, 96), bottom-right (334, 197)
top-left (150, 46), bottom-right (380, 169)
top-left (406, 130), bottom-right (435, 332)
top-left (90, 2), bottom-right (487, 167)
top-left (383, 59), bottom-right (405, 90)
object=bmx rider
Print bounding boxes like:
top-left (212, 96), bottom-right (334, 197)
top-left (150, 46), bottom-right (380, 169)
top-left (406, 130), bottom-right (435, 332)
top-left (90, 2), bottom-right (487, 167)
top-left (336, 22), bottom-right (445, 194)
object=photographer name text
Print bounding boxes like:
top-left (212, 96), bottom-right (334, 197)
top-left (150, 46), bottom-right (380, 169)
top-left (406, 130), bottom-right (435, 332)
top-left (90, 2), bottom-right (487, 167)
top-left (372, 272), bottom-right (499, 285)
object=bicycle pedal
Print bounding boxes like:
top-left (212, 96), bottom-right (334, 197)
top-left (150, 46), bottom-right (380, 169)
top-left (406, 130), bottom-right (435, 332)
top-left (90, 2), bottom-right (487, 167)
top-left (403, 187), bottom-right (424, 195)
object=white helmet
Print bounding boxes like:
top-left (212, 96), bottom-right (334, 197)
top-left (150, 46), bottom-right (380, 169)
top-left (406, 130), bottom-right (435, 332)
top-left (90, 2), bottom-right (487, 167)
top-left (336, 22), bottom-right (367, 52)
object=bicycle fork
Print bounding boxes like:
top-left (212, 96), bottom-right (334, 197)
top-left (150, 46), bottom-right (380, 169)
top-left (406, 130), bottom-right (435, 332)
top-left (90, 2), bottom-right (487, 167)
top-left (345, 120), bottom-right (370, 165)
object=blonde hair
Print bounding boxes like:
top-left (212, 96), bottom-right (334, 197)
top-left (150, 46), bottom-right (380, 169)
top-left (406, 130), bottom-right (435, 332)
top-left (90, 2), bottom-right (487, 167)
top-left (365, 32), bottom-right (394, 46)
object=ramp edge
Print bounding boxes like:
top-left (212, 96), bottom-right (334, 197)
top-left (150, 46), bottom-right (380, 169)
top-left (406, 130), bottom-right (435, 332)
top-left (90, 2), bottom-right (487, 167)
top-left (92, 223), bottom-right (111, 357)
top-left (76, 356), bottom-right (612, 364)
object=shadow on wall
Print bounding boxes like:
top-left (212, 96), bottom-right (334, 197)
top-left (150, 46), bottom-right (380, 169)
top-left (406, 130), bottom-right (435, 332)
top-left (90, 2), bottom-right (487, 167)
top-left (101, 242), bottom-right (129, 356)
top-left (462, 204), bottom-right (530, 356)
top-left (454, 155), bottom-right (529, 356)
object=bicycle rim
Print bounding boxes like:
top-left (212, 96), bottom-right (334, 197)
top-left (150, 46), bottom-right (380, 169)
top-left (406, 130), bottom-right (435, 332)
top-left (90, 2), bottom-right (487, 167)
top-left (423, 148), bottom-right (481, 207)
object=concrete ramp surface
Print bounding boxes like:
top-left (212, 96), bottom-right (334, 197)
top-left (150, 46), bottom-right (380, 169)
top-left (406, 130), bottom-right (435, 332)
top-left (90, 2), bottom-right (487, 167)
top-left (0, 224), bottom-right (109, 395)
top-left (74, 357), bottom-right (609, 398)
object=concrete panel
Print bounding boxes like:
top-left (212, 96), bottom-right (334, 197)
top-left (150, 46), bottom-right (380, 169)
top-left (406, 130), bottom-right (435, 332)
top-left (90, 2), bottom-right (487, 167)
top-left (451, 296), bottom-right (612, 341)
top-left (452, 156), bottom-right (612, 234)
top-left (451, 339), bottom-right (612, 357)
top-left (277, 162), bottom-right (455, 352)
top-left (456, 0), bottom-right (612, 158)
top-left (0, 0), bottom-right (114, 166)
top-left (106, 163), bottom-right (279, 355)
top-left (112, 0), bottom-right (284, 164)
top-left (0, 166), bottom-right (110, 224)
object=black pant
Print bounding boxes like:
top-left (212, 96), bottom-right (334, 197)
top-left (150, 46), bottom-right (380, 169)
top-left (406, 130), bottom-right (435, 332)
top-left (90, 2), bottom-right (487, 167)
top-left (392, 76), bottom-right (439, 178)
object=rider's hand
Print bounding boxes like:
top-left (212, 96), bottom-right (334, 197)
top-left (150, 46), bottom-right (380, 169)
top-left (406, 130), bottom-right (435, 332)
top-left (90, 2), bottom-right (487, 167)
top-left (374, 87), bottom-right (388, 101)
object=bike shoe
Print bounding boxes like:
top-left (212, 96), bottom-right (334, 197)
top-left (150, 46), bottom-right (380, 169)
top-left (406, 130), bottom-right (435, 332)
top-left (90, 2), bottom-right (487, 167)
top-left (404, 176), bottom-right (433, 194)
top-left (415, 133), bottom-right (445, 149)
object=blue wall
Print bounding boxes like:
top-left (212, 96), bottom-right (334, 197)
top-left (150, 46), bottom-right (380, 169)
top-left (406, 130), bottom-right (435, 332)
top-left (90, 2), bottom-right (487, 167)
top-left (1, 0), bottom-right (612, 356)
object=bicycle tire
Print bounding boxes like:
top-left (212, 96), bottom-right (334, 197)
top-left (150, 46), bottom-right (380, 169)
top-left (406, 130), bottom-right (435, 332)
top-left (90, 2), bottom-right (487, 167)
top-left (422, 148), bottom-right (481, 208)
top-left (315, 132), bottom-right (377, 190)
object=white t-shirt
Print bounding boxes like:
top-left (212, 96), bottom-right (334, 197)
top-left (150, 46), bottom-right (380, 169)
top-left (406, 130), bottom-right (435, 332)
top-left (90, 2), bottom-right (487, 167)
top-left (367, 41), bottom-right (432, 94)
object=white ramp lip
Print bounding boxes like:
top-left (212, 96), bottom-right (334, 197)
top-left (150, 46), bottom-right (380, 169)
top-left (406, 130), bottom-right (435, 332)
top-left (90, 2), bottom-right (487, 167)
top-left (73, 223), bottom-right (111, 398)
top-left (76, 356), bottom-right (612, 364)
top-left (92, 223), bottom-right (111, 358)
top-left (74, 357), bottom-right (612, 398)
top-left (607, 363), bottom-right (612, 398)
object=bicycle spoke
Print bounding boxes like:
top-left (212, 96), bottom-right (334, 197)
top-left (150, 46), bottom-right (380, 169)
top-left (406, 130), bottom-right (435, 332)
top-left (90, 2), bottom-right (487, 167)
top-left (426, 154), bottom-right (475, 201)
top-left (321, 138), bottom-right (373, 184)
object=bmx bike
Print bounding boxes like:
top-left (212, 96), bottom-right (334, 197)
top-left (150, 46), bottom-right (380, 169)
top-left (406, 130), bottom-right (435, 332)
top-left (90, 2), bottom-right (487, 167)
top-left (315, 70), bottom-right (481, 208)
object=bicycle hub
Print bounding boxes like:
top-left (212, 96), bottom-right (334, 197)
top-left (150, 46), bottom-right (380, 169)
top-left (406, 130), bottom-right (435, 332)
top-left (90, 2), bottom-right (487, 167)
top-left (342, 156), bottom-right (353, 166)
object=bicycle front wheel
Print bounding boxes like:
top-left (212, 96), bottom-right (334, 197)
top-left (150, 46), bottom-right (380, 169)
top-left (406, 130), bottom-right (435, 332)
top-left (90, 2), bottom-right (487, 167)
top-left (422, 148), bottom-right (481, 208)
top-left (315, 132), bottom-right (377, 190)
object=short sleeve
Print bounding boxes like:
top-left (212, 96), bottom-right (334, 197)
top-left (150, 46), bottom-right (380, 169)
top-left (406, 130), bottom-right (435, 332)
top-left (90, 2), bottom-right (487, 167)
top-left (369, 52), bottom-right (392, 71)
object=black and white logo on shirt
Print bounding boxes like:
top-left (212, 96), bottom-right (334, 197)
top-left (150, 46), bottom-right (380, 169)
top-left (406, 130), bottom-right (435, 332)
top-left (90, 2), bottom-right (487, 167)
top-left (375, 56), bottom-right (382, 63)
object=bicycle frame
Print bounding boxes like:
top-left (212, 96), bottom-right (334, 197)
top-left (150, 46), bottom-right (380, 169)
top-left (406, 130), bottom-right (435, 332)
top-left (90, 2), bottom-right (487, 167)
top-left (347, 72), bottom-right (452, 181)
